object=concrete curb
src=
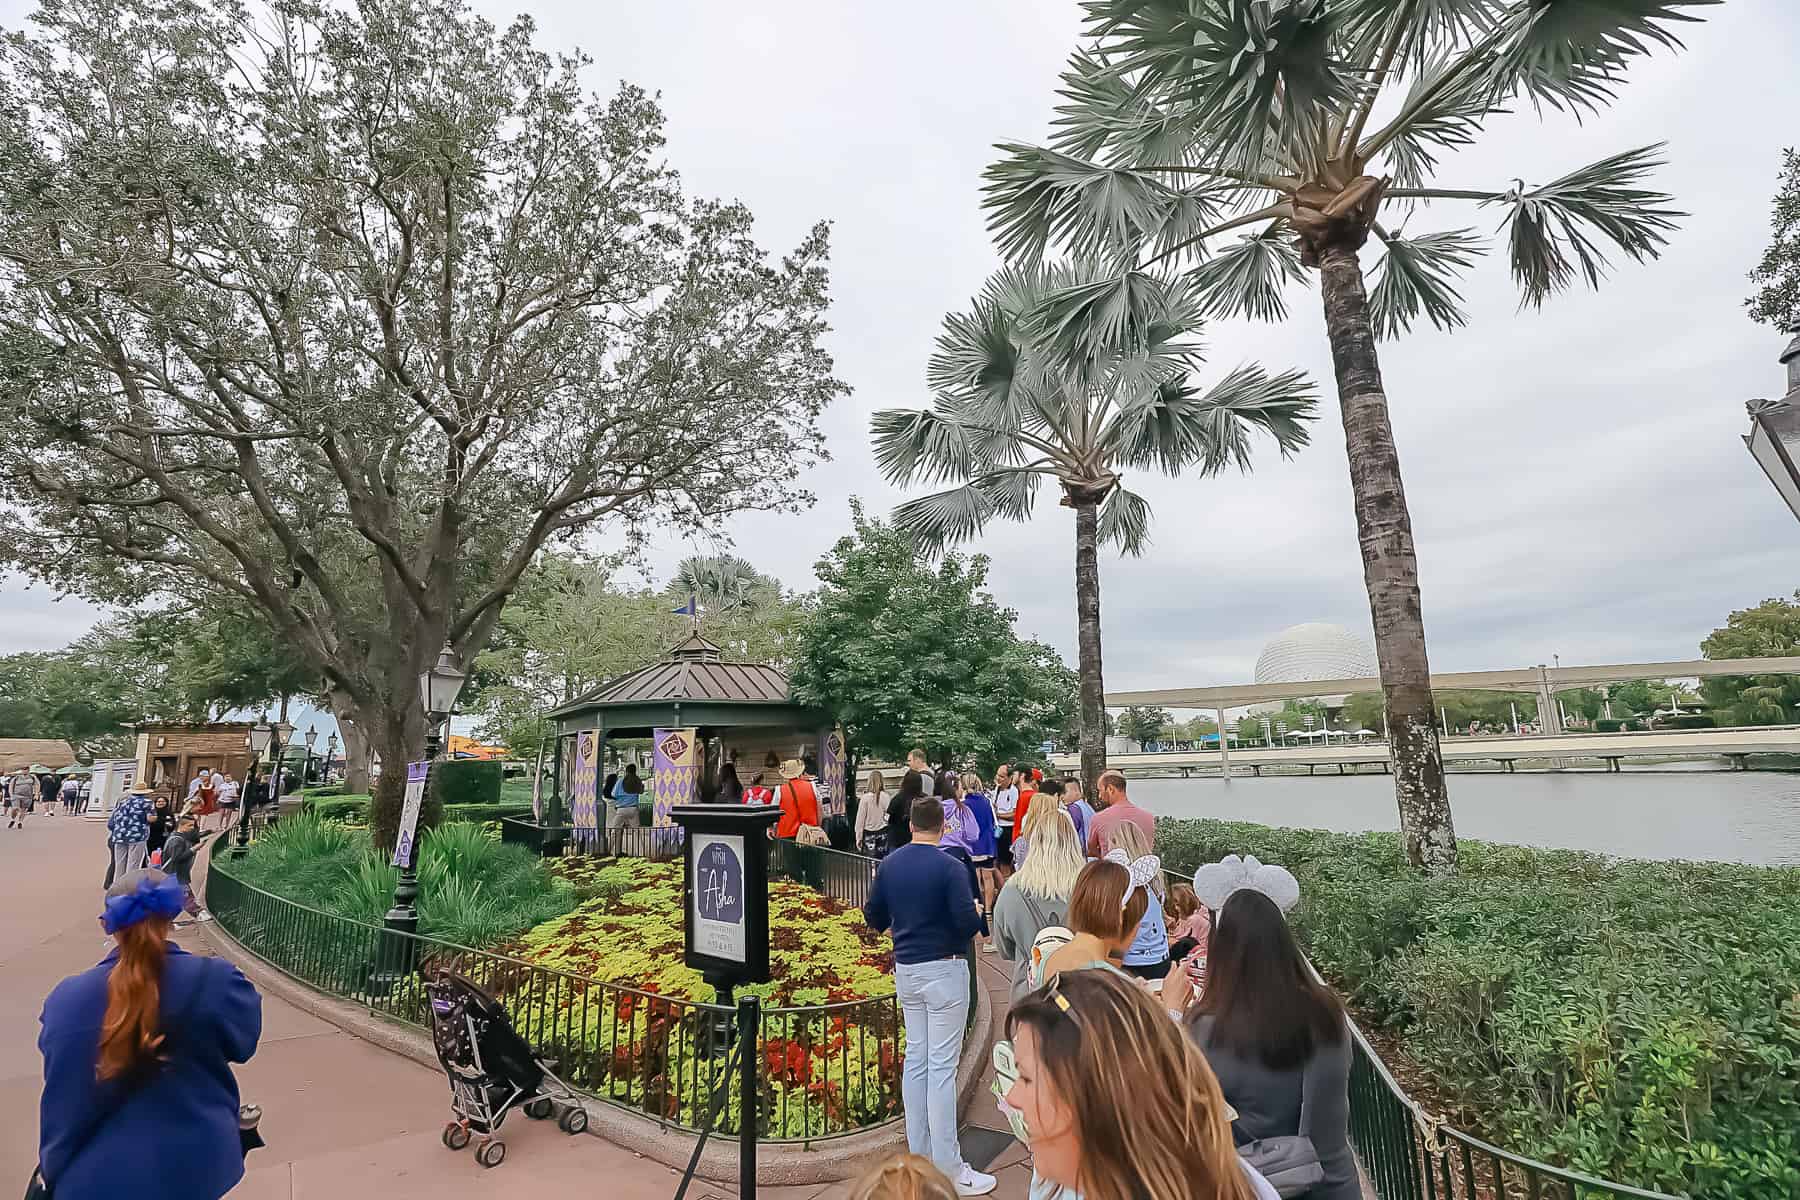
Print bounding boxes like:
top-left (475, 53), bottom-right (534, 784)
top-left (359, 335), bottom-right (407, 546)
top-left (196, 838), bottom-right (997, 1185)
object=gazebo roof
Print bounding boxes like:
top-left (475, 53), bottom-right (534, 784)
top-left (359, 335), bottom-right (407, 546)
top-left (549, 632), bottom-right (793, 716)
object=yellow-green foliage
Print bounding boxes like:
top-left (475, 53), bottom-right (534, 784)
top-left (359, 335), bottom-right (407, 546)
top-left (503, 858), bottom-right (903, 1138)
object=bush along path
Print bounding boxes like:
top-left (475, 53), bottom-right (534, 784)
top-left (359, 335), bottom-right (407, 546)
top-left (1156, 819), bottom-right (1800, 1200)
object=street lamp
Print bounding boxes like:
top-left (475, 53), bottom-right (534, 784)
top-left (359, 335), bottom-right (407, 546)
top-left (325, 731), bottom-right (339, 784)
top-left (384, 643), bottom-right (470, 947)
top-left (235, 718), bottom-right (274, 855)
top-left (1745, 322), bottom-right (1800, 521)
top-left (303, 727), bottom-right (318, 787)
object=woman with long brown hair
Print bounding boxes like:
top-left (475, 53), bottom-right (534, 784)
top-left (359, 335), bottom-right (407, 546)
top-left (34, 869), bottom-right (262, 1200)
top-left (1004, 968), bottom-right (1274, 1200)
top-left (1166, 889), bottom-right (1355, 1200)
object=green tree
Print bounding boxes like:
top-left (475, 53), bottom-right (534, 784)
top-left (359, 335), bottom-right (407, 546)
top-left (981, 0), bottom-right (1707, 872)
top-left (1748, 149), bottom-right (1800, 329)
top-left (0, 0), bottom-right (843, 849)
top-left (1118, 705), bottom-right (1172, 746)
top-left (665, 555), bottom-right (804, 667)
top-left (1701, 593), bottom-right (1800, 725)
top-left (871, 266), bottom-right (1314, 798)
top-left (790, 503), bottom-right (1078, 771)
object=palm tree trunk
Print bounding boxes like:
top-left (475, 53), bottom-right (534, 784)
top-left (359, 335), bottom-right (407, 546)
top-left (1072, 498), bottom-right (1108, 801)
top-left (1316, 243), bottom-right (1458, 874)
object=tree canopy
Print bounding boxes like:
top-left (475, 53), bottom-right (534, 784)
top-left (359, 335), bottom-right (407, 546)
top-left (1118, 705), bottom-right (1171, 746)
top-left (1748, 148), bottom-right (1800, 330)
top-left (789, 503), bottom-right (1077, 770)
top-left (1702, 592), bottom-right (1800, 726)
top-left (0, 0), bottom-right (843, 846)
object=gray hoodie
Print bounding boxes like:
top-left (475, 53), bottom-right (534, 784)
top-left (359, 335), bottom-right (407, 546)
top-left (990, 882), bottom-right (1071, 1001)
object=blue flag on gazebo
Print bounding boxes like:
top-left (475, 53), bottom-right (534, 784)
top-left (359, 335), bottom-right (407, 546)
top-left (672, 595), bottom-right (697, 616)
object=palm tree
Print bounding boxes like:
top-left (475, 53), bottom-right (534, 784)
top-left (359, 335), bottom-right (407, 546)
top-left (980, 0), bottom-right (1709, 873)
top-left (671, 554), bottom-right (770, 615)
top-left (872, 265), bottom-right (1315, 798)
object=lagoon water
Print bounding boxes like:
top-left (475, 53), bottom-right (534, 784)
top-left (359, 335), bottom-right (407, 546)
top-left (1130, 765), bottom-right (1800, 866)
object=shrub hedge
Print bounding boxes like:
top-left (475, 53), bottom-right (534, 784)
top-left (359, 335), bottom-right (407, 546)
top-left (301, 791), bottom-right (533, 827)
top-left (1156, 819), bottom-right (1800, 1200)
top-left (432, 759), bottom-right (502, 807)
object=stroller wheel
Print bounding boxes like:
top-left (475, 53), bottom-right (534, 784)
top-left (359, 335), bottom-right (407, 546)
top-left (524, 1098), bottom-right (554, 1120)
top-left (476, 1138), bottom-right (507, 1168)
top-left (442, 1123), bottom-right (471, 1151)
top-left (558, 1106), bottom-right (589, 1135)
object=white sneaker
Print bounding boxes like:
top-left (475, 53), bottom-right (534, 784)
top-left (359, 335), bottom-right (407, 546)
top-left (196, 911), bottom-right (214, 923)
top-left (955, 1165), bottom-right (997, 1196)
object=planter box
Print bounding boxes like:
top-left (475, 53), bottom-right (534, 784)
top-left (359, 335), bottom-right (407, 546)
top-left (499, 816), bottom-right (567, 856)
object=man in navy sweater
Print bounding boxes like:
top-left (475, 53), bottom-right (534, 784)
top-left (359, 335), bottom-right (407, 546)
top-left (864, 797), bottom-right (993, 1195)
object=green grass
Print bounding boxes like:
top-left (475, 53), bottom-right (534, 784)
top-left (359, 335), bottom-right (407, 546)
top-left (1156, 818), bottom-right (1800, 1200)
top-left (233, 813), bottom-right (575, 946)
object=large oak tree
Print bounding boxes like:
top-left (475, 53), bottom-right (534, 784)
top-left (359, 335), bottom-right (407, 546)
top-left (0, 0), bottom-right (844, 847)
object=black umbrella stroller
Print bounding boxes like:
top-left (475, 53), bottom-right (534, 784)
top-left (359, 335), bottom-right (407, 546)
top-left (425, 969), bottom-right (589, 1168)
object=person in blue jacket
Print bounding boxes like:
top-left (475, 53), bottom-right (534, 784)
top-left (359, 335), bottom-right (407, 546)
top-left (35, 868), bottom-right (263, 1200)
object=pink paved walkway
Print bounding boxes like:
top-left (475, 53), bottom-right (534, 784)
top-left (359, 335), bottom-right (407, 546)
top-left (1, 814), bottom-right (1034, 1199)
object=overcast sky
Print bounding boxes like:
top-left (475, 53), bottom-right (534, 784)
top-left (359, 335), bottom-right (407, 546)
top-left (3, 0), bottom-right (1796, 699)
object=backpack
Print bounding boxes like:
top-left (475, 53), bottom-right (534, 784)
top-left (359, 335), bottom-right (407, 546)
top-left (1027, 925), bottom-right (1074, 990)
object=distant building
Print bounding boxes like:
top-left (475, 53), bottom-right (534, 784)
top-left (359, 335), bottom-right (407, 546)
top-left (1251, 622), bottom-right (1380, 717)
top-left (134, 723), bottom-right (258, 795)
top-left (0, 738), bottom-right (77, 775)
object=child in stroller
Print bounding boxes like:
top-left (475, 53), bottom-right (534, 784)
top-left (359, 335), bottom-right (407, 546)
top-left (426, 968), bottom-right (589, 1168)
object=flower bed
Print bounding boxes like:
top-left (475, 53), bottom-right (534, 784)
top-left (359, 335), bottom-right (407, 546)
top-left (520, 857), bottom-right (894, 1005)
top-left (475, 857), bottom-right (902, 1138)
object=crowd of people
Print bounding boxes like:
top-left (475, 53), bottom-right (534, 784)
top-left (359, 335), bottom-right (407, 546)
top-left (6, 765), bottom-right (88, 826)
top-left (862, 755), bottom-right (1352, 1200)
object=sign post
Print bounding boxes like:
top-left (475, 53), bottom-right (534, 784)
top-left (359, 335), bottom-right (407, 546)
top-left (670, 802), bottom-right (779, 1200)
top-left (369, 759), bottom-right (431, 991)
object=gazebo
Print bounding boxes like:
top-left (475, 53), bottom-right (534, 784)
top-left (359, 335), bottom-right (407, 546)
top-left (521, 633), bottom-right (844, 851)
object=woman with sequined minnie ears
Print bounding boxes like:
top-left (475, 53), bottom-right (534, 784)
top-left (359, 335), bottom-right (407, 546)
top-left (32, 869), bottom-right (263, 1200)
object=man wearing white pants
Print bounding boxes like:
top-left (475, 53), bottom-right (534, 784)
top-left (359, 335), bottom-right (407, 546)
top-left (863, 796), bottom-right (993, 1195)
top-left (108, 782), bottom-right (156, 881)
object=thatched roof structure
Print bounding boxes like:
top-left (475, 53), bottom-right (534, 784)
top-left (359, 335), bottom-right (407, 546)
top-left (0, 739), bottom-right (78, 774)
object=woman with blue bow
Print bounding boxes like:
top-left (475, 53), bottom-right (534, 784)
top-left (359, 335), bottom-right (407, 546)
top-left (33, 869), bottom-right (262, 1199)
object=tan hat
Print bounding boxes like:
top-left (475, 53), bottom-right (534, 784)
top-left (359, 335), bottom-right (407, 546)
top-left (778, 758), bottom-right (806, 781)
top-left (128, 780), bottom-right (156, 795)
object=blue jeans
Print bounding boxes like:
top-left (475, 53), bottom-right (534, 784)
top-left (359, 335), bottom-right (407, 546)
top-left (895, 956), bottom-right (970, 1177)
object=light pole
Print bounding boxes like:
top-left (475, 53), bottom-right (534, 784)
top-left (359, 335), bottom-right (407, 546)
top-left (234, 719), bottom-right (273, 856)
top-left (302, 727), bottom-right (318, 787)
top-left (1745, 322), bottom-right (1800, 520)
top-left (383, 643), bottom-right (469, 944)
top-left (325, 731), bottom-right (339, 784)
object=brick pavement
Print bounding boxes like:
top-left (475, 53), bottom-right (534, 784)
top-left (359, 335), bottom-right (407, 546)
top-left (2, 814), bottom-right (1037, 1199)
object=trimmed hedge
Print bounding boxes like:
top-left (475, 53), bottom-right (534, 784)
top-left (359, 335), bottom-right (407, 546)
top-left (301, 791), bottom-right (531, 827)
top-left (1660, 713), bottom-right (1716, 730)
top-left (432, 759), bottom-right (502, 808)
top-left (1156, 818), bottom-right (1800, 1200)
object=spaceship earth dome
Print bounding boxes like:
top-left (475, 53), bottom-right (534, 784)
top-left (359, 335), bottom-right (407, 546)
top-left (1253, 622), bottom-right (1379, 685)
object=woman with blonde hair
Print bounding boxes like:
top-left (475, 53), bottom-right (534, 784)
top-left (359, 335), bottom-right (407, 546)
top-left (34, 869), bottom-right (263, 1199)
top-left (1004, 967), bottom-right (1274, 1200)
top-left (857, 770), bottom-right (890, 856)
top-left (1102, 822), bottom-right (1171, 981)
top-left (991, 799), bottom-right (1086, 1000)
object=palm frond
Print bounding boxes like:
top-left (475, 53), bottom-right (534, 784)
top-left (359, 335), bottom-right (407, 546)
top-left (1490, 144), bottom-right (1682, 306)
top-left (982, 143), bottom-right (1207, 266)
top-left (1049, 48), bottom-right (1203, 165)
top-left (1368, 228), bottom-right (1487, 337)
top-left (1339, 0), bottom-right (1509, 68)
top-left (1096, 483), bottom-right (1154, 556)
top-left (927, 299), bottom-right (1022, 422)
top-left (891, 484), bottom-right (995, 552)
top-left (1191, 225), bottom-right (1306, 321)
top-left (1490, 0), bottom-right (1717, 112)
top-left (1083, 0), bottom-right (1358, 177)
top-left (869, 408), bottom-right (974, 487)
top-left (1365, 52), bottom-right (1505, 189)
top-left (1191, 364), bottom-right (1319, 470)
top-left (1031, 268), bottom-right (1173, 364)
top-left (972, 468), bottom-right (1044, 523)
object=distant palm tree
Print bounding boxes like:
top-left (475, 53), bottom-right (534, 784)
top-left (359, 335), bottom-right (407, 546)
top-left (671, 554), bottom-right (769, 615)
top-left (872, 265), bottom-right (1315, 797)
top-left (980, 0), bottom-right (1708, 872)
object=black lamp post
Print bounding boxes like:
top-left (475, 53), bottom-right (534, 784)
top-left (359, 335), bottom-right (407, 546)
top-left (234, 719), bottom-right (273, 855)
top-left (383, 643), bottom-right (469, 942)
top-left (324, 731), bottom-right (338, 784)
top-left (302, 727), bottom-right (318, 787)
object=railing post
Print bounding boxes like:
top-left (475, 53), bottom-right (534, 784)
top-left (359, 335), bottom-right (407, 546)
top-left (737, 993), bottom-right (759, 1200)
